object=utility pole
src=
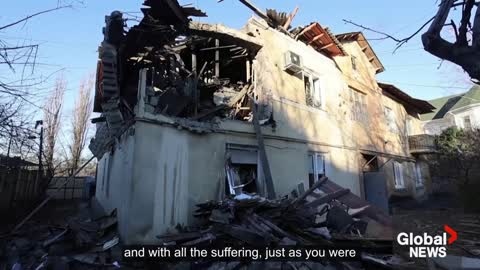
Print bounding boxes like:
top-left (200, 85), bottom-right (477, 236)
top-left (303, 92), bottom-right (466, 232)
top-left (35, 120), bottom-right (44, 181)
top-left (6, 120), bottom-right (13, 159)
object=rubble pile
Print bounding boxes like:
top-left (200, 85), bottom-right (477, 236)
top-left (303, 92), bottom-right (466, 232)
top-left (0, 209), bottom-right (121, 270)
top-left (155, 177), bottom-right (402, 269)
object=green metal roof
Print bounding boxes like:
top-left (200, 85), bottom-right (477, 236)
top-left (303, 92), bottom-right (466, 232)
top-left (420, 85), bottom-right (480, 121)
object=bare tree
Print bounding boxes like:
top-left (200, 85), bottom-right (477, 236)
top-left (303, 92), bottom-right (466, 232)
top-left (69, 74), bottom-right (93, 174)
top-left (43, 76), bottom-right (66, 177)
top-left (0, 3), bottom-right (75, 158)
top-left (344, 0), bottom-right (480, 82)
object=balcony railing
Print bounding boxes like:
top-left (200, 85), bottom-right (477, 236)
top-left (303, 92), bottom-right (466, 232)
top-left (408, 134), bottom-right (438, 154)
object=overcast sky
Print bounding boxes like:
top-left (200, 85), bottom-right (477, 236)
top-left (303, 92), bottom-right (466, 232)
top-left (1, 0), bottom-right (473, 122)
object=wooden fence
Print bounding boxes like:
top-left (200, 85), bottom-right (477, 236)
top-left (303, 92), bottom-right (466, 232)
top-left (0, 164), bottom-right (42, 214)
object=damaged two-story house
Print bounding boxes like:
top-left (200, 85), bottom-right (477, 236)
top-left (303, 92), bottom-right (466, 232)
top-left (89, 0), bottom-right (435, 243)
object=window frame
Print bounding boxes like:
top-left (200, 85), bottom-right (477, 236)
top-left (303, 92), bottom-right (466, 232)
top-left (308, 152), bottom-right (326, 187)
top-left (393, 161), bottom-right (405, 189)
top-left (463, 116), bottom-right (472, 130)
top-left (384, 106), bottom-right (398, 133)
top-left (406, 117), bottom-right (413, 136)
top-left (350, 87), bottom-right (368, 124)
top-left (415, 162), bottom-right (424, 188)
top-left (304, 73), bottom-right (323, 109)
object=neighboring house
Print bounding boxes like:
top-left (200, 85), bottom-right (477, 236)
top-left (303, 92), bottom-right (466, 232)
top-left (421, 85), bottom-right (480, 134)
top-left (89, 2), bottom-right (435, 243)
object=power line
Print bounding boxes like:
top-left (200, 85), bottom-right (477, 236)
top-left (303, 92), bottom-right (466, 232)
top-left (383, 81), bottom-right (471, 90)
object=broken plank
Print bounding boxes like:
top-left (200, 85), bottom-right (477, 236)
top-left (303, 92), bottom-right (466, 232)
top-left (228, 85), bottom-right (252, 106)
top-left (200, 45), bottom-right (237, 51)
top-left (191, 105), bottom-right (227, 120)
top-left (43, 228), bottom-right (68, 247)
top-left (292, 176), bottom-right (327, 205)
top-left (304, 189), bottom-right (350, 209)
top-left (238, 0), bottom-right (269, 21)
top-left (283, 6), bottom-right (299, 29)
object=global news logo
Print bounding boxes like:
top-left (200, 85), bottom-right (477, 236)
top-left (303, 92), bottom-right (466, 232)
top-left (397, 225), bottom-right (457, 258)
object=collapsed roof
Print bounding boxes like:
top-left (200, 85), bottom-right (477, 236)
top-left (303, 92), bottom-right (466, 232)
top-left (90, 0), bottom-right (266, 157)
top-left (90, 0), bottom-right (428, 158)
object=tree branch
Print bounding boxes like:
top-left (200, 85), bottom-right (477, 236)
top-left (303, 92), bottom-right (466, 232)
top-left (0, 6), bottom-right (71, 31)
top-left (458, 0), bottom-right (475, 46)
top-left (343, 16), bottom-right (435, 52)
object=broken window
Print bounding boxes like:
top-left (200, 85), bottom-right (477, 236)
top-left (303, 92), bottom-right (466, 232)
top-left (415, 162), bottom-right (423, 187)
top-left (225, 144), bottom-right (261, 196)
top-left (384, 106), bottom-right (397, 133)
top-left (308, 152), bottom-right (326, 188)
top-left (463, 116), bottom-right (472, 130)
top-left (350, 88), bottom-right (367, 124)
top-left (361, 153), bottom-right (378, 172)
top-left (304, 74), bottom-right (322, 108)
top-left (393, 161), bottom-right (405, 189)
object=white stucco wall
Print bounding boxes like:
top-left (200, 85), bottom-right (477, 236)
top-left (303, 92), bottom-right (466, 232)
top-left (453, 105), bottom-right (480, 129)
top-left (96, 117), bottom-right (364, 244)
top-left (95, 127), bottom-right (135, 239)
top-left (423, 105), bottom-right (480, 135)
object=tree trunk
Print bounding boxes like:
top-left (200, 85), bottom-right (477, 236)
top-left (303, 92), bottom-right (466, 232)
top-left (423, 0), bottom-right (480, 81)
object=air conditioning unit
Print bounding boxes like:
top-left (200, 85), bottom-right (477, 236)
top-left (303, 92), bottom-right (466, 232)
top-left (284, 51), bottom-right (303, 73)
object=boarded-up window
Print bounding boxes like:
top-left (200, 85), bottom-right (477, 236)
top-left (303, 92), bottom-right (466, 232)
top-left (384, 107), bottom-right (397, 133)
top-left (350, 88), bottom-right (368, 124)
top-left (308, 152), bottom-right (326, 188)
top-left (393, 161), bottom-right (405, 189)
top-left (304, 75), bottom-right (322, 109)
